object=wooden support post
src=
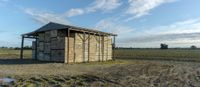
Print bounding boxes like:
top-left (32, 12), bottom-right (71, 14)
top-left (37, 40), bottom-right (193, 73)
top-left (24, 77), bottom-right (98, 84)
top-left (67, 29), bottom-right (70, 64)
top-left (20, 35), bottom-right (24, 59)
top-left (107, 37), bottom-right (109, 61)
top-left (102, 36), bottom-right (104, 61)
top-left (113, 36), bottom-right (116, 61)
top-left (99, 35), bottom-right (101, 62)
top-left (88, 34), bottom-right (90, 62)
top-left (35, 37), bottom-right (38, 60)
top-left (83, 32), bottom-right (86, 62)
top-left (73, 33), bottom-right (76, 63)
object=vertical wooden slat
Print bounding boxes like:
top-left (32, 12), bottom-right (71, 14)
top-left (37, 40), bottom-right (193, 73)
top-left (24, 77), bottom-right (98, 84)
top-left (83, 32), bottom-right (86, 62)
top-left (88, 34), bottom-right (90, 62)
top-left (99, 35), bottom-right (101, 62)
top-left (113, 36), bottom-right (116, 61)
top-left (67, 29), bottom-right (70, 64)
top-left (73, 33), bottom-right (76, 63)
top-left (102, 36), bottom-right (104, 61)
top-left (35, 37), bottom-right (38, 60)
top-left (106, 37), bottom-right (109, 61)
top-left (20, 36), bottom-right (24, 59)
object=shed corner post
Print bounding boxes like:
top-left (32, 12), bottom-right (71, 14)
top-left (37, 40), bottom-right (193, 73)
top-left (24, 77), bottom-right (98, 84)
top-left (35, 37), bottom-right (38, 60)
top-left (67, 28), bottom-right (70, 64)
top-left (112, 36), bottom-right (116, 61)
top-left (20, 35), bottom-right (25, 59)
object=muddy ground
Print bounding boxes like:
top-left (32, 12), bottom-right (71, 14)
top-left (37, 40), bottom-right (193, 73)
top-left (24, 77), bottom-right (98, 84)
top-left (2, 59), bottom-right (200, 87)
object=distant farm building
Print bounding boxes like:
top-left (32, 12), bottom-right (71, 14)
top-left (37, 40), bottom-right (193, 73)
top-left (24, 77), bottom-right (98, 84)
top-left (20, 22), bottom-right (117, 63)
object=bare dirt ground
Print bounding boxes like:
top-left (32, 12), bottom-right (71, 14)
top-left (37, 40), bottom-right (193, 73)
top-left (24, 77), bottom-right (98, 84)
top-left (1, 59), bottom-right (200, 87)
top-left (95, 60), bottom-right (200, 87)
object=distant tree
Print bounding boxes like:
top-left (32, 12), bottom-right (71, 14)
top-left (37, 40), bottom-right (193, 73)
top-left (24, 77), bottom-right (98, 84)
top-left (190, 45), bottom-right (197, 49)
top-left (9, 47), bottom-right (13, 49)
top-left (160, 43), bottom-right (168, 49)
top-left (14, 47), bottom-right (20, 50)
top-left (23, 46), bottom-right (32, 50)
top-left (0, 46), bottom-right (8, 49)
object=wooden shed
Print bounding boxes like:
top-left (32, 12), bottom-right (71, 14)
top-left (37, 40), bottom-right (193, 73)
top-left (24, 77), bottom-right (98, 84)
top-left (20, 22), bottom-right (117, 63)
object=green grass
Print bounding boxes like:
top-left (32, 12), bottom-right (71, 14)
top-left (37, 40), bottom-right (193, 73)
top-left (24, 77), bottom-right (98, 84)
top-left (114, 49), bottom-right (200, 59)
top-left (0, 48), bottom-right (200, 60)
top-left (0, 49), bottom-right (200, 86)
top-left (0, 49), bottom-right (31, 59)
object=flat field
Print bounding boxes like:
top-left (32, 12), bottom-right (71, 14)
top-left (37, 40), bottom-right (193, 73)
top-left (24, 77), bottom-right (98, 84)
top-left (115, 48), bottom-right (200, 61)
top-left (0, 49), bottom-right (200, 87)
top-left (0, 49), bottom-right (31, 59)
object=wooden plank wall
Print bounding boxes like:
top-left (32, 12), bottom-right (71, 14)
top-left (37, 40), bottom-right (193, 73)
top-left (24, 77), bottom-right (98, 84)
top-left (65, 32), bottom-right (113, 63)
top-left (74, 33), bottom-right (83, 62)
top-left (64, 33), bottom-right (75, 63)
top-left (34, 29), bottom-right (112, 63)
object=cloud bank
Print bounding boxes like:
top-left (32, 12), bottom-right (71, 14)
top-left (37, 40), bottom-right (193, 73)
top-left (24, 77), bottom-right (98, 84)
top-left (118, 18), bottom-right (200, 47)
top-left (24, 8), bottom-right (70, 24)
top-left (23, 0), bottom-right (122, 24)
top-left (22, 0), bottom-right (200, 48)
top-left (125, 0), bottom-right (176, 21)
top-left (95, 18), bottom-right (134, 34)
top-left (65, 0), bottom-right (122, 17)
top-left (23, 0), bottom-right (177, 24)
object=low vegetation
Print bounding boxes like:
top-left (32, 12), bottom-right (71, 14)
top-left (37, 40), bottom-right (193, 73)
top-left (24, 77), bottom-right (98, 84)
top-left (0, 48), bottom-right (200, 86)
top-left (0, 49), bottom-right (31, 59)
top-left (115, 48), bottom-right (200, 61)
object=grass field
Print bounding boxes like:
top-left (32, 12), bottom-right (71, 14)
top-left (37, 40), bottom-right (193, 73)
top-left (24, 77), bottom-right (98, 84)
top-left (115, 49), bottom-right (200, 61)
top-left (0, 49), bottom-right (200, 86)
top-left (0, 49), bottom-right (31, 59)
top-left (1, 48), bottom-right (200, 59)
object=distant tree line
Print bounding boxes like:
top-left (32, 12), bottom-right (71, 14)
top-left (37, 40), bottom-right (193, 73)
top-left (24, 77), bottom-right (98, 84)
top-left (0, 46), bottom-right (32, 50)
top-left (114, 44), bottom-right (198, 50)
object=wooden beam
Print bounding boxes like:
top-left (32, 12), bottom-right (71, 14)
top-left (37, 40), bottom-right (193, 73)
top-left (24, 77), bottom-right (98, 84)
top-left (83, 32), bottom-right (86, 63)
top-left (73, 33), bottom-right (76, 63)
top-left (69, 28), bottom-right (116, 36)
top-left (107, 37), bottom-right (109, 61)
top-left (35, 37), bottom-right (38, 60)
top-left (102, 36), bottom-right (104, 61)
top-left (113, 36), bottom-right (116, 61)
top-left (67, 29), bottom-right (70, 64)
top-left (20, 36), bottom-right (24, 59)
top-left (77, 33), bottom-right (84, 40)
top-left (99, 35), bottom-right (101, 62)
top-left (24, 36), bottom-right (36, 39)
top-left (88, 34), bottom-right (90, 62)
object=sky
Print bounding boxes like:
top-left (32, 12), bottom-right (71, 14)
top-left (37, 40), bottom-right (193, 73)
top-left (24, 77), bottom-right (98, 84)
top-left (0, 0), bottom-right (200, 48)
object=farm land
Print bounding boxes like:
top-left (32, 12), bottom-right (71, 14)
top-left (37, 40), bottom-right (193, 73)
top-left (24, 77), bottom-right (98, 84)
top-left (0, 49), bottom-right (200, 86)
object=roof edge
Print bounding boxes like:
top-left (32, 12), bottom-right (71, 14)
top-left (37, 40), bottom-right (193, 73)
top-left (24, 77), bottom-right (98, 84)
top-left (23, 22), bottom-right (118, 36)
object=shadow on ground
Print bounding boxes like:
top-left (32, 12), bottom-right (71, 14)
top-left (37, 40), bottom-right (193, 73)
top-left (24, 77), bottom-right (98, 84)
top-left (0, 59), bottom-right (54, 65)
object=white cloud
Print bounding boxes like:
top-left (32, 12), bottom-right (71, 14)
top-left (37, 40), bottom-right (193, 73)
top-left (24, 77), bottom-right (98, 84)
top-left (144, 18), bottom-right (200, 35)
top-left (65, 0), bottom-right (122, 17)
top-left (125, 0), bottom-right (176, 20)
top-left (65, 8), bottom-right (84, 17)
top-left (24, 8), bottom-right (70, 24)
top-left (119, 18), bottom-right (200, 47)
top-left (86, 0), bottom-right (122, 12)
top-left (24, 0), bottom-right (122, 23)
top-left (95, 18), bottom-right (134, 35)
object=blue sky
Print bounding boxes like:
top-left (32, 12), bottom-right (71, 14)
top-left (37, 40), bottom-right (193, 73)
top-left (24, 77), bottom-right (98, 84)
top-left (0, 0), bottom-right (200, 48)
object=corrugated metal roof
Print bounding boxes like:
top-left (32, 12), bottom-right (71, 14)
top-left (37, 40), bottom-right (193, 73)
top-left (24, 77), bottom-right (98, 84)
top-left (23, 22), bottom-right (117, 36)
